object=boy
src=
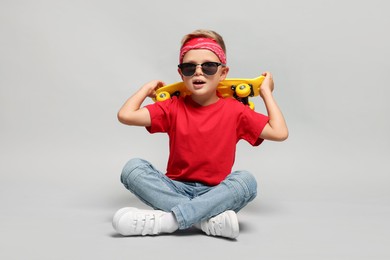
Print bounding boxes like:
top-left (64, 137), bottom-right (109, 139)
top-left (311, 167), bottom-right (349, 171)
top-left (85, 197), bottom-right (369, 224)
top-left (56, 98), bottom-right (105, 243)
top-left (113, 29), bottom-right (288, 239)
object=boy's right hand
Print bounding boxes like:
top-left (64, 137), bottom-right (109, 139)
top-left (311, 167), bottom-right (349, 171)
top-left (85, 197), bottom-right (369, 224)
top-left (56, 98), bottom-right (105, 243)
top-left (142, 80), bottom-right (165, 99)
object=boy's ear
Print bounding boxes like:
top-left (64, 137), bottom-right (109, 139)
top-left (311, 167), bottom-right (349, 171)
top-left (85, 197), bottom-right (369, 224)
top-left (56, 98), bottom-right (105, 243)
top-left (219, 66), bottom-right (229, 81)
top-left (178, 68), bottom-right (184, 80)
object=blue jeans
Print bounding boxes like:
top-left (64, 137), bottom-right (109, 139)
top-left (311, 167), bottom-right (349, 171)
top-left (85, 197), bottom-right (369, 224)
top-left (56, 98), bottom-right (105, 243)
top-left (120, 158), bottom-right (257, 229)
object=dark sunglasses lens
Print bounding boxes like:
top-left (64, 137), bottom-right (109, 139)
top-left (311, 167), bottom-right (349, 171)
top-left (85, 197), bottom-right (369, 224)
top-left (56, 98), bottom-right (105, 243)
top-left (201, 62), bottom-right (218, 75)
top-left (180, 64), bottom-right (196, 76)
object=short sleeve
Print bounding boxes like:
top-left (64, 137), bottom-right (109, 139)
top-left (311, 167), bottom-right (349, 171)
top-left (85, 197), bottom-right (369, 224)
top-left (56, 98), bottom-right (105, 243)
top-left (237, 107), bottom-right (269, 146)
top-left (145, 99), bottom-right (175, 133)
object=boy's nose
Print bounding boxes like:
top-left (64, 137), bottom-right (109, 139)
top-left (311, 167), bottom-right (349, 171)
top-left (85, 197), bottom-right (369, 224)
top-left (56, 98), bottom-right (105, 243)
top-left (194, 65), bottom-right (203, 75)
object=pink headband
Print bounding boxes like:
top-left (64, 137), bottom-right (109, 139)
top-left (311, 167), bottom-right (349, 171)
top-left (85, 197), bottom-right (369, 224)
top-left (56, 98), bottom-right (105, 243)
top-left (179, 37), bottom-right (226, 64)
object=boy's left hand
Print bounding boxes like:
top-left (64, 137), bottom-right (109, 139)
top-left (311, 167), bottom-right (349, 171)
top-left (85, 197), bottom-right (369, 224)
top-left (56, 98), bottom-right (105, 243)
top-left (259, 71), bottom-right (274, 98)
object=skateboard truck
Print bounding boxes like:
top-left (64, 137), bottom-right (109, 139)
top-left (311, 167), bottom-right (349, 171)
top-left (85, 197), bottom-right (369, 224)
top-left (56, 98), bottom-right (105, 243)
top-left (230, 83), bottom-right (256, 109)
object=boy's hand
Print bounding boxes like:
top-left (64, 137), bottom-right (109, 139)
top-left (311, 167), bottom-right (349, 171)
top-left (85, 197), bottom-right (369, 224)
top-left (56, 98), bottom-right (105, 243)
top-left (142, 80), bottom-right (165, 99)
top-left (259, 71), bottom-right (274, 98)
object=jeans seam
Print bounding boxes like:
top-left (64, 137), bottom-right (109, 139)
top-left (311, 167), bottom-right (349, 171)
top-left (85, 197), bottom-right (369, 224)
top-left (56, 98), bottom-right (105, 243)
top-left (171, 206), bottom-right (186, 229)
top-left (224, 181), bottom-right (240, 209)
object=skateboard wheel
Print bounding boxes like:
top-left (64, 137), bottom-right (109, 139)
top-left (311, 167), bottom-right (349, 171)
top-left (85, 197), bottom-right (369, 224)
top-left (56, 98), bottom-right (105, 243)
top-left (248, 101), bottom-right (255, 110)
top-left (235, 84), bottom-right (251, 98)
top-left (156, 91), bottom-right (170, 102)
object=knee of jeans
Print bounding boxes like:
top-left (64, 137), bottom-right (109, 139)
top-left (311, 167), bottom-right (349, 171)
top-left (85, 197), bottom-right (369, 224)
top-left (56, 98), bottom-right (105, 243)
top-left (120, 158), bottom-right (148, 188)
top-left (228, 171), bottom-right (258, 201)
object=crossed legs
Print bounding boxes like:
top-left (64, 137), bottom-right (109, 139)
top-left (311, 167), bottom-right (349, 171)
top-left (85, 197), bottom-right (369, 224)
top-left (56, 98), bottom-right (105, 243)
top-left (113, 158), bottom-right (258, 238)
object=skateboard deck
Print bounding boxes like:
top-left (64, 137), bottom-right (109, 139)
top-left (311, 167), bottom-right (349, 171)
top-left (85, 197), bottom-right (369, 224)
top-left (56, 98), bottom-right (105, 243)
top-left (154, 75), bottom-right (265, 110)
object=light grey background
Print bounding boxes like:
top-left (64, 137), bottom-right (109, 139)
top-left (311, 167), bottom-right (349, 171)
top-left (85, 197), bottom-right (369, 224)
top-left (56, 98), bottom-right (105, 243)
top-left (1, 0), bottom-right (389, 259)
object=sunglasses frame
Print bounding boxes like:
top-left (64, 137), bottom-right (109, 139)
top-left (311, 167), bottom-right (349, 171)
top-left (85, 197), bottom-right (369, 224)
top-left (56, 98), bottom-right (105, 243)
top-left (178, 62), bottom-right (226, 77)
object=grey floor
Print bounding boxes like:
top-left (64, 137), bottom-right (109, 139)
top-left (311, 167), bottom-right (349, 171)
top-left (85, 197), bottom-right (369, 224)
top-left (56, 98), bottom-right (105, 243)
top-left (1, 1), bottom-right (390, 259)
top-left (1, 130), bottom-right (389, 260)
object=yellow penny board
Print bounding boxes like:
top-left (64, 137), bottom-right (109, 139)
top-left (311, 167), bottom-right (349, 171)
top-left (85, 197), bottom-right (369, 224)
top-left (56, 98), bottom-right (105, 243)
top-left (154, 75), bottom-right (265, 110)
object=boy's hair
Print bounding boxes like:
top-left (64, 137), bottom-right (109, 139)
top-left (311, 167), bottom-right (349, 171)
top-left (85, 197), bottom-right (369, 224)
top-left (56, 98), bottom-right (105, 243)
top-left (181, 29), bottom-right (226, 54)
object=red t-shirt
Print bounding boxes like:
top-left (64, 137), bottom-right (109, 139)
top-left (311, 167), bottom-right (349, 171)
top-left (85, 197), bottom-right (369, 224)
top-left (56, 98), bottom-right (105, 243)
top-left (145, 96), bottom-right (269, 186)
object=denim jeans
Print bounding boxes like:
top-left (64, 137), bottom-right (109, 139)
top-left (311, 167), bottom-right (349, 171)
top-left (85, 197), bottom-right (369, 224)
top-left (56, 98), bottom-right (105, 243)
top-left (120, 158), bottom-right (258, 229)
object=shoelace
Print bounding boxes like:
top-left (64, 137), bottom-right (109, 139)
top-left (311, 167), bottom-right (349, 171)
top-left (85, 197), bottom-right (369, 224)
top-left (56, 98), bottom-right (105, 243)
top-left (134, 213), bottom-right (161, 236)
top-left (204, 216), bottom-right (224, 236)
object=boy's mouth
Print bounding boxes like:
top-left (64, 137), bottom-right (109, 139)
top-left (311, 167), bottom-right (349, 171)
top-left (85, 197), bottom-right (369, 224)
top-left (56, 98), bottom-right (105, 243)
top-left (192, 79), bottom-right (206, 88)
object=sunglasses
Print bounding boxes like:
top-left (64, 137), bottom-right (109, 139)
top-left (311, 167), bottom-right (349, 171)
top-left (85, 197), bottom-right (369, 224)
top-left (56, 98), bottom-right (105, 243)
top-left (178, 62), bottom-right (225, 77)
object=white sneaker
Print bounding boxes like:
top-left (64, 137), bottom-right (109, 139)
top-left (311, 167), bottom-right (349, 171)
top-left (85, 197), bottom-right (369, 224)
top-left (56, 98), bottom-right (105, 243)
top-left (112, 207), bottom-right (167, 236)
top-left (200, 210), bottom-right (239, 239)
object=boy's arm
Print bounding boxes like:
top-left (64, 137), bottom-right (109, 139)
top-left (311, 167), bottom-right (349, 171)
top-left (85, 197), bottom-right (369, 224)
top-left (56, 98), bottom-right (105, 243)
top-left (117, 80), bottom-right (164, 126)
top-left (259, 72), bottom-right (289, 141)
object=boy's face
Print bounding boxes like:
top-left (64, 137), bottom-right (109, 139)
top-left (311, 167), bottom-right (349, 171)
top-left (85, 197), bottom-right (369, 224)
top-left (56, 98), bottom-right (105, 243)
top-left (178, 49), bottom-right (229, 99)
